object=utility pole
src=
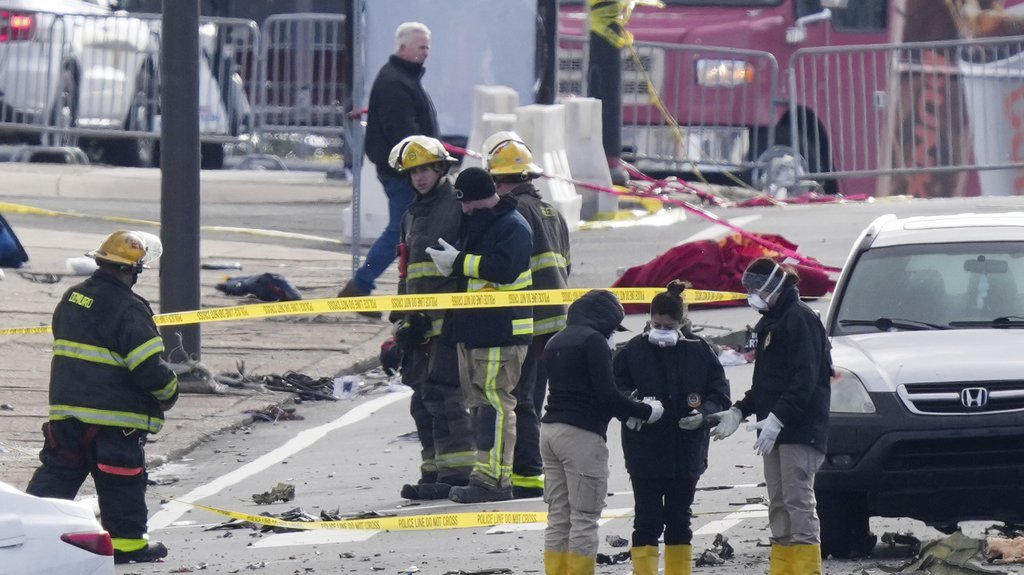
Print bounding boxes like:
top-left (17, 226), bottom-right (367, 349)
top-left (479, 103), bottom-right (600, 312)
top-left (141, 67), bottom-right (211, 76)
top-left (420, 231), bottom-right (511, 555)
top-left (160, 0), bottom-right (201, 359)
top-left (586, 0), bottom-right (626, 185)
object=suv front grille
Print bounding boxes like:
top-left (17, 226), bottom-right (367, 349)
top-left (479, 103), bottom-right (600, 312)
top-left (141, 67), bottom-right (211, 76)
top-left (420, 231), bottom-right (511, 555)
top-left (898, 380), bottom-right (1024, 414)
top-left (884, 434), bottom-right (1024, 470)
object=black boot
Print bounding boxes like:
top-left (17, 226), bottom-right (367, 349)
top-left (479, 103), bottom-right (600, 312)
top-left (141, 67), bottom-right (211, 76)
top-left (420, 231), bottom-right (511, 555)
top-left (449, 482), bottom-right (512, 504)
top-left (337, 279), bottom-right (382, 319)
top-left (114, 541), bottom-right (168, 564)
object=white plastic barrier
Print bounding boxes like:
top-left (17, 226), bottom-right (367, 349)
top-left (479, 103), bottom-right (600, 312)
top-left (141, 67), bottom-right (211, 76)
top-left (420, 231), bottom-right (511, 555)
top-left (563, 98), bottom-right (618, 220)
top-left (341, 157), bottom-right (389, 244)
top-left (515, 104), bottom-right (583, 230)
top-left (463, 85), bottom-right (521, 170)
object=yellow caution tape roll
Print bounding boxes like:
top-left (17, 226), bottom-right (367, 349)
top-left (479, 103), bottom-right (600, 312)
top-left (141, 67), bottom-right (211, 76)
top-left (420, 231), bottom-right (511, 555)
top-left (0, 288), bottom-right (746, 336)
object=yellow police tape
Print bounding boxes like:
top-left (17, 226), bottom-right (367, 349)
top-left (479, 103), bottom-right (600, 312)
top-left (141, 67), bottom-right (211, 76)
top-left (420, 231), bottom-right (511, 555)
top-left (184, 500), bottom-right (633, 531)
top-left (0, 288), bottom-right (747, 336)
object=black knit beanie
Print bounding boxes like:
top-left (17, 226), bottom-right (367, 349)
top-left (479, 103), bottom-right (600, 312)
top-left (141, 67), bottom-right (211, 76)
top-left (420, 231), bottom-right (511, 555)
top-left (454, 167), bottom-right (497, 202)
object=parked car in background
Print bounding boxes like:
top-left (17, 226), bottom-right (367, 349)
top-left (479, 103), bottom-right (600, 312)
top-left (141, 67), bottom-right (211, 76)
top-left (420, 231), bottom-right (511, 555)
top-left (0, 0), bottom-right (249, 168)
top-left (818, 212), bottom-right (1024, 558)
top-left (0, 480), bottom-right (114, 575)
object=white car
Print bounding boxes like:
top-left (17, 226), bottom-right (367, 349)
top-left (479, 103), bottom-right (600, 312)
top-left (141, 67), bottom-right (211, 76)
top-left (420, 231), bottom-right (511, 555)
top-left (0, 481), bottom-right (114, 575)
top-left (0, 0), bottom-right (246, 167)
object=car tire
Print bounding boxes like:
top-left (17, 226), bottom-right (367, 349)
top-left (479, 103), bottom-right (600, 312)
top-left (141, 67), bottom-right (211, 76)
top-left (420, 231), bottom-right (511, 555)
top-left (103, 67), bottom-right (156, 167)
top-left (201, 143), bottom-right (225, 170)
top-left (817, 490), bottom-right (877, 559)
top-left (41, 64), bottom-right (79, 148)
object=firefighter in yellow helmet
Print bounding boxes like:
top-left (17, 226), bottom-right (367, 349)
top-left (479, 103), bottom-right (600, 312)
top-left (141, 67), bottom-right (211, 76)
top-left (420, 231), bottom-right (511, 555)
top-left (482, 131), bottom-right (571, 500)
top-left (387, 136), bottom-right (476, 500)
top-left (27, 230), bottom-right (178, 564)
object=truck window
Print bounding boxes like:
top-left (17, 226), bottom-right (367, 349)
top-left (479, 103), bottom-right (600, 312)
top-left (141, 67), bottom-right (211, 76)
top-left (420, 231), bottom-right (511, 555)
top-left (832, 0), bottom-right (887, 32)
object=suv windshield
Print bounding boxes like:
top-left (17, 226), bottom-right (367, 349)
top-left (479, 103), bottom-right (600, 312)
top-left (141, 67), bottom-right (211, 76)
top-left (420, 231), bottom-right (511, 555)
top-left (832, 241), bottom-right (1024, 336)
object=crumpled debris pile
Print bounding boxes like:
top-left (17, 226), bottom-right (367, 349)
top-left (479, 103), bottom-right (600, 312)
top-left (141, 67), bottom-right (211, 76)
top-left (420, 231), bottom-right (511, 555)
top-left (886, 531), bottom-right (1014, 574)
top-left (243, 405), bottom-right (303, 423)
top-left (695, 533), bottom-right (735, 567)
top-left (205, 506), bottom-right (397, 534)
top-left (605, 534), bottom-right (629, 548)
top-left (215, 272), bottom-right (301, 302)
top-left (251, 482), bottom-right (295, 505)
top-left (596, 551), bottom-right (631, 565)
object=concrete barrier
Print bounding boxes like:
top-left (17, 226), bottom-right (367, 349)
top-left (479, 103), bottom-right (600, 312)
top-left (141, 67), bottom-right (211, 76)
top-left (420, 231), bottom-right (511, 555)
top-left (463, 85), bottom-right (520, 170)
top-left (564, 98), bottom-right (618, 220)
top-left (515, 104), bottom-right (582, 230)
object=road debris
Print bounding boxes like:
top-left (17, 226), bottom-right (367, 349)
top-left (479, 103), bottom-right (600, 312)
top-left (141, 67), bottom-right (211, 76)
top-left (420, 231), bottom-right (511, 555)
top-left (244, 405), bottom-right (304, 423)
top-left (441, 569), bottom-right (512, 575)
top-left (605, 534), bottom-right (629, 548)
top-left (882, 531), bottom-right (922, 555)
top-left (596, 551), bottom-right (631, 565)
top-left (17, 270), bottom-right (61, 284)
top-left (0, 403), bottom-right (12, 410)
top-left (893, 531), bottom-right (1010, 574)
top-left (216, 272), bottom-right (301, 302)
top-left (696, 534), bottom-right (735, 567)
top-left (252, 482), bottom-right (296, 505)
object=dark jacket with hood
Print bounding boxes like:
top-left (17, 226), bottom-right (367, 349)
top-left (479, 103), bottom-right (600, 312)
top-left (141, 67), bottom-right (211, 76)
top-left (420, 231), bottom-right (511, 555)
top-left (614, 331), bottom-right (730, 479)
top-left (542, 290), bottom-right (652, 439)
top-left (733, 285), bottom-right (832, 452)
top-left (364, 55), bottom-right (439, 180)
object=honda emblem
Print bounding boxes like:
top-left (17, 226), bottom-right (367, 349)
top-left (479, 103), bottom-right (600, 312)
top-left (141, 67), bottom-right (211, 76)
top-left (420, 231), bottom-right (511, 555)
top-left (960, 387), bottom-right (989, 408)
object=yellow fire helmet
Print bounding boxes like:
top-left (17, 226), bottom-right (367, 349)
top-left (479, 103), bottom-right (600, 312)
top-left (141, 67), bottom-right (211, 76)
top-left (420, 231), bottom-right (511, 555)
top-left (86, 230), bottom-right (162, 271)
top-left (388, 135), bottom-right (457, 173)
top-left (483, 131), bottom-right (544, 179)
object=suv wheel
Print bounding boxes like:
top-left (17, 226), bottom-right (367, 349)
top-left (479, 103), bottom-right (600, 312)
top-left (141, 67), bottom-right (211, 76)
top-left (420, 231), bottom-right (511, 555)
top-left (818, 490), bottom-right (877, 559)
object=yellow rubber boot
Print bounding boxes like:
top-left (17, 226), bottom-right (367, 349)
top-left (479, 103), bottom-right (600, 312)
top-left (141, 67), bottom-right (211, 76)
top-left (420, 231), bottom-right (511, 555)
top-left (789, 544), bottom-right (822, 575)
top-left (565, 551), bottom-right (596, 575)
top-left (630, 545), bottom-right (659, 575)
top-left (544, 549), bottom-right (568, 575)
top-left (664, 544), bottom-right (692, 575)
top-left (769, 544), bottom-right (793, 575)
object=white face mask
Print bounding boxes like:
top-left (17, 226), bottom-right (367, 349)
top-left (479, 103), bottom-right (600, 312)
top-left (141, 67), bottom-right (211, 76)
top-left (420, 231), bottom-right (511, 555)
top-left (647, 327), bottom-right (680, 347)
top-left (747, 293), bottom-right (770, 312)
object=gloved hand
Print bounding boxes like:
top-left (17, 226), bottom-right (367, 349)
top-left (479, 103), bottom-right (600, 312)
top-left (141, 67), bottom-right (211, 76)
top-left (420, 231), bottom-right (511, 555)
top-left (748, 412), bottom-right (784, 456)
top-left (678, 409), bottom-right (704, 431)
top-left (643, 397), bottom-right (664, 424)
top-left (625, 416), bottom-right (644, 431)
top-left (708, 407), bottom-right (743, 441)
top-left (425, 238), bottom-right (459, 277)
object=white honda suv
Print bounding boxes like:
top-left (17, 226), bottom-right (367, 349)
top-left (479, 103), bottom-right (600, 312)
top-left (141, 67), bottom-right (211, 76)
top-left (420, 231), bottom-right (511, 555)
top-left (817, 212), bottom-right (1024, 558)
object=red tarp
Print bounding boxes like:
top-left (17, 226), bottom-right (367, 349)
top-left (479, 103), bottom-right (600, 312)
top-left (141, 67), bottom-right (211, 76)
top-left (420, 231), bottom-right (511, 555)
top-left (612, 233), bottom-right (836, 314)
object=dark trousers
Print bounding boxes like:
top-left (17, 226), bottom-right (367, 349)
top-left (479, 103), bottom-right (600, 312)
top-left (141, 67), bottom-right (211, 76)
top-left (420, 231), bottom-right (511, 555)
top-left (512, 338), bottom-right (543, 483)
top-left (631, 476), bottom-right (699, 547)
top-left (405, 337), bottom-right (475, 485)
top-left (26, 419), bottom-right (149, 540)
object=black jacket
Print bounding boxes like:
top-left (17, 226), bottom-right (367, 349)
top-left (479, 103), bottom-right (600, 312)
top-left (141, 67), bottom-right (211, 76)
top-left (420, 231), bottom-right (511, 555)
top-left (48, 270), bottom-right (178, 434)
top-left (509, 183), bottom-right (571, 336)
top-left (364, 55), bottom-right (439, 179)
top-left (445, 196), bottom-right (534, 348)
top-left (399, 178), bottom-right (461, 338)
top-left (733, 286), bottom-right (832, 452)
top-left (614, 333), bottom-right (730, 479)
top-left (543, 290), bottom-right (651, 439)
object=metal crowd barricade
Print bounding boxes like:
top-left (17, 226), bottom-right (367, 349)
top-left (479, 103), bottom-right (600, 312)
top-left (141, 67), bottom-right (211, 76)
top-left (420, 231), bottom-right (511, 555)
top-left (556, 36), bottom-right (780, 176)
top-left (788, 36), bottom-right (1024, 194)
top-left (254, 13), bottom-right (348, 137)
top-left (196, 15), bottom-right (261, 144)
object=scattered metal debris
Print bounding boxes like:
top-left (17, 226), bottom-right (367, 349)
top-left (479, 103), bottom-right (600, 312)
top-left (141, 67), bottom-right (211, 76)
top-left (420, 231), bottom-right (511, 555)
top-left (895, 531), bottom-right (1009, 574)
top-left (695, 534), bottom-right (735, 566)
top-left (243, 405), bottom-right (304, 423)
top-left (596, 551), bottom-right (631, 565)
top-left (605, 534), bottom-right (629, 548)
top-left (441, 569), bottom-right (512, 575)
top-left (17, 270), bottom-right (61, 284)
top-left (487, 546), bottom-right (518, 554)
top-left (0, 404), bottom-right (13, 410)
top-left (252, 482), bottom-right (295, 505)
top-left (882, 531), bottom-right (922, 555)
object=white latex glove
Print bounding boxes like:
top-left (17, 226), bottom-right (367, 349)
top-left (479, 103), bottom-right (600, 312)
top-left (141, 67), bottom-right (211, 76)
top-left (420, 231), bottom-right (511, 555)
top-left (643, 397), bottom-right (664, 424)
top-left (625, 416), bottom-right (644, 431)
top-left (748, 412), bottom-right (784, 456)
top-left (708, 407), bottom-right (743, 441)
top-left (425, 238), bottom-right (459, 277)
top-left (678, 409), bottom-right (704, 431)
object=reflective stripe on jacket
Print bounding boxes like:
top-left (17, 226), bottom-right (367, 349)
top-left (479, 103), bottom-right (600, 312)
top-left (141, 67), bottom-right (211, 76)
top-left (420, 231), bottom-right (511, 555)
top-left (509, 184), bottom-right (571, 335)
top-left (49, 270), bottom-right (178, 434)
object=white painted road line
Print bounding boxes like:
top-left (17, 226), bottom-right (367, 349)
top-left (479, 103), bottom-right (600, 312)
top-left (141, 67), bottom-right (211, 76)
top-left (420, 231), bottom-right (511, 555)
top-left (678, 215), bottom-right (762, 245)
top-left (148, 390), bottom-right (413, 531)
top-left (249, 529), bottom-right (380, 549)
top-left (693, 503), bottom-right (769, 536)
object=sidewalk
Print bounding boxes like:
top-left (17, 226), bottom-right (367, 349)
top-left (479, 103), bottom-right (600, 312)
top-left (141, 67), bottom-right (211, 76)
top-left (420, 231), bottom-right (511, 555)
top-left (0, 168), bottom-right (394, 490)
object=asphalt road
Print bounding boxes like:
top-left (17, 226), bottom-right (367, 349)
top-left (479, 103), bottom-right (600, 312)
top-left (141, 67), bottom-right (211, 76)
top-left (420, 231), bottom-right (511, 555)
top-left (7, 183), bottom-right (1024, 574)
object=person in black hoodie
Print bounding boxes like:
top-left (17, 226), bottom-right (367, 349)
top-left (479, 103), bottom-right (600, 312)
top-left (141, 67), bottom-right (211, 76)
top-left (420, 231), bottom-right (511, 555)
top-left (387, 136), bottom-right (474, 501)
top-left (339, 22), bottom-right (438, 314)
top-left (613, 281), bottom-right (730, 575)
top-left (541, 289), bottom-right (664, 575)
top-left (428, 167), bottom-right (534, 504)
top-left (708, 258), bottom-right (832, 575)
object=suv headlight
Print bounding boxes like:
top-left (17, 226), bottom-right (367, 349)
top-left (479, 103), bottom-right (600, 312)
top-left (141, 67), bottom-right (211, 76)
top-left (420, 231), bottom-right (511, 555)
top-left (830, 368), bottom-right (876, 413)
top-left (696, 59), bottom-right (754, 87)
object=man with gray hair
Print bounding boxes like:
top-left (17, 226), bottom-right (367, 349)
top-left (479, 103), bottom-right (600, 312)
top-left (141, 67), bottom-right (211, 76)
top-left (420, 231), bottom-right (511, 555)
top-left (339, 22), bottom-right (439, 316)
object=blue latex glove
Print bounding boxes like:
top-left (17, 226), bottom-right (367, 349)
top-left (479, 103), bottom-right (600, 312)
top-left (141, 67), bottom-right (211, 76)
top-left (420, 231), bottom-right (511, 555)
top-left (748, 412), bottom-right (784, 456)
